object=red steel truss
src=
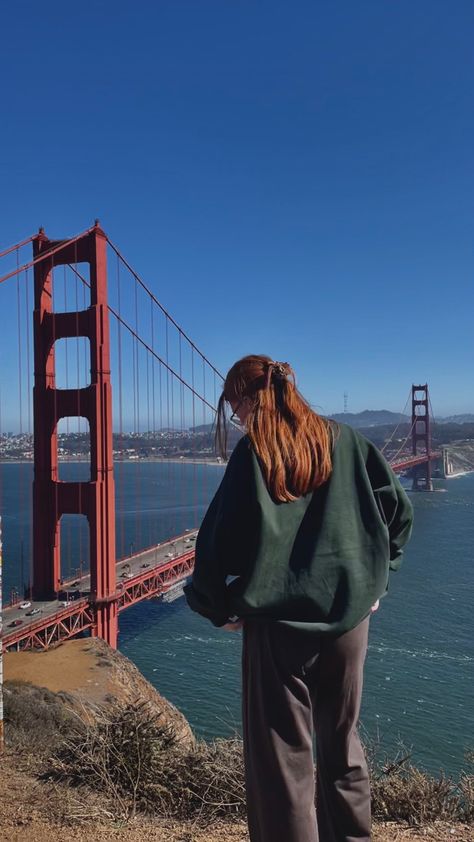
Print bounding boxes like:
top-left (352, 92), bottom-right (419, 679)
top-left (117, 552), bottom-right (194, 610)
top-left (391, 452), bottom-right (441, 472)
top-left (2, 551), bottom-right (194, 652)
top-left (3, 599), bottom-right (95, 652)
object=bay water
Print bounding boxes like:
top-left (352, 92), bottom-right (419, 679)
top-left (1, 460), bottom-right (473, 777)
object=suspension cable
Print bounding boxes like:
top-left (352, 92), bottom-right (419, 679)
top-left (0, 234), bottom-right (38, 261)
top-left (68, 263), bottom-right (219, 414)
top-left (381, 388), bottom-right (412, 454)
top-left (105, 235), bottom-right (224, 382)
top-left (0, 225), bottom-right (97, 285)
top-left (388, 417), bottom-right (418, 465)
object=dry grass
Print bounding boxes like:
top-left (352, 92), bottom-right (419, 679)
top-left (44, 697), bottom-right (474, 828)
top-left (3, 677), bottom-right (473, 840)
top-left (365, 730), bottom-right (474, 826)
top-left (46, 700), bottom-right (246, 822)
top-left (0, 750), bottom-right (473, 842)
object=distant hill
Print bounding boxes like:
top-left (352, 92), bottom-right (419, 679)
top-left (191, 412), bottom-right (474, 433)
top-left (437, 414), bottom-right (474, 425)
top-left (329, 410), bottom-right (409, 428)
top-left (190, 423), bottom-right (215, 433)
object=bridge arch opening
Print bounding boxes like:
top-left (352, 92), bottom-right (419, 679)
top-left (57, 416), bottom-right (91, 482)
top-left (59, 513), bottom-right (90, 594)
top-left (53, 336), bottom-right (91, 390)
top-left (51, 263), bottom-right (91, 313)
top-left (415, 417), bottom-right (428, 436)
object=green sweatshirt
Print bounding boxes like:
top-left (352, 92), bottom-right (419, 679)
top-left (184, 423), bottom-right (413, 635)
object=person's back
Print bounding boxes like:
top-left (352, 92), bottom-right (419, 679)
top-left (185, 354), bottom-right (414, 842)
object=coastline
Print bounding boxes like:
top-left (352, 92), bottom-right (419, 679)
top-left (0, 457), bottom-right (227, 467)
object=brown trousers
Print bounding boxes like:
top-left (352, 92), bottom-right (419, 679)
top-left (242, 617), bottom-right (371, 842)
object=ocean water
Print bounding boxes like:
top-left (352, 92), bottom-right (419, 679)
top-left (1, 462), bottom-right (473, 777)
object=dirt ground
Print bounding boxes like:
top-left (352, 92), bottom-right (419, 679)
top-left (4, 640), bottom-right (110, 701)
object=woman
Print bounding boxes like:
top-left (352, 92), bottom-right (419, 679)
top-left (184, 354), bottom-right (413, 842)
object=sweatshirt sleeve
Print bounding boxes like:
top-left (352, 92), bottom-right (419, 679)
top-left (361, 435), bottom-right (414, 570)
top-left (183, 437), bottom-right (254, 626)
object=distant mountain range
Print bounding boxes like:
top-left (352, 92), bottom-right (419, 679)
top-left (329, 410), bottom-right (409, 428)
top-left (190, 412), bottom-right (474, 434)
top-left (329, 411), bottom-right (474, 428)
top-left (437, 414), bottom-right (474, 425)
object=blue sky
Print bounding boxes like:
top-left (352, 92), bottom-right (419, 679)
top-left (0, 0), bottom-right (473, 429)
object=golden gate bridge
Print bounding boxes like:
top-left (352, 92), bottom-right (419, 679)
top-left (0, 224), bottom-right (439, 653)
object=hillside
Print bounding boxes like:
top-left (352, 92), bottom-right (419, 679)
top-left (330, 410), bottom-right (409, 428)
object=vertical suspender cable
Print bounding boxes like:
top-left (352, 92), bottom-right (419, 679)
top-left (179, 330), bottom-right (185, 534)
top-left (159, 358), bottom-right (163, 439)
top-left (134, 275), bottom-right (141, 553)
top-left (51, 253), bottom-right (60, 592)
top-left (165, 317), bottom-right (171, 539)
top-left (151, 296), bottom-right (158, 545)
top-left (16, 249), bottom-right (25, 596)
top-left (63, 266), bottom-right (72, 582)
top-left (170, 339), bottom-right (176, 538)
top-left (16, 250), bottom-right (23, 434)
top-left (117, 253), bottom-right (125, 560)
top-left (202, 357), bottom-right (208, 520)
top-left (24, 267), bottom-right (33, 596)
top-left (191, 346), bottom-right (197, 529)
top-left (146, 327), bottom-right (151, 546)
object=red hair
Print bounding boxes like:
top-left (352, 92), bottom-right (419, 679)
top-left (215, 354), bottom-right (337, 502)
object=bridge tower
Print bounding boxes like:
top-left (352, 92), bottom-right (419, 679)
top-left (411, 384), bottom-right (433, 492)
top-left (32, 224), bottom-right (118, 647)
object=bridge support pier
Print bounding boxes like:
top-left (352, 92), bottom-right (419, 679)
top-left (411, 384), bottom-right (434, 492)
top-left (32, 224), bottom-right (118, 647)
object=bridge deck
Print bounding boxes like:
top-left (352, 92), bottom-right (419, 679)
top-left (390, 451), bottom-right (441, 472)
top-left (2, 532), bottom-right (197, 651)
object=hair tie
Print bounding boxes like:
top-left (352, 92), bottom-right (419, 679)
top-left (266, 360), bottom-right (290, 388)
top-left (273, 361), bottom-right (289, 378)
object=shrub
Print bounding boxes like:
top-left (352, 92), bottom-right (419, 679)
top-left (45, 700), bottom-right (474, 825)
top-left (47, 700), bottom-right (245, 821)
top-left (3, 680), bottom-right (80, 754)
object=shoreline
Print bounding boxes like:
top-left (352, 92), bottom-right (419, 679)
top-left (0, 457), bottom-right (227, 467)
top-left (2, 457), bottom-right (472, 475)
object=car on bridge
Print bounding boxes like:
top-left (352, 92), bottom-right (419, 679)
top-left (8, 619), bottom-right (23, 627)
top-left (26, 608), bottom-right (41, 616)
top-left (19, 601), bottom-right (31, 610)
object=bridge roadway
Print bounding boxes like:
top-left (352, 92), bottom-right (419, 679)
top-left (390, 452), bottom-right (441, 472)
top-left (2, 531), bottom-right (197, 641)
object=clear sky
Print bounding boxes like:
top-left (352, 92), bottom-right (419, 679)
top-left (1, 0), bottom-right (473, 427)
